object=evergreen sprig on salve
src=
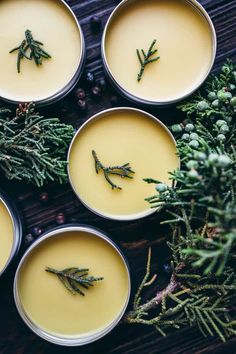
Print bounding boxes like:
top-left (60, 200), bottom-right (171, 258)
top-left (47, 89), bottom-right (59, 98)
top-left (45, 266), bottom-right (103, 296)
top-left (125, 60), bottom-right (236, 341)
top-left (0, 102), bottom-right (74, 186)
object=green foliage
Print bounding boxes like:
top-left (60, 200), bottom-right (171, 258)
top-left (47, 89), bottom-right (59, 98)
top-left (125, 249), bottom-right (236, 342)
top-left (10, 29), bottom-right (51, 73)
top-left (0, 102), bottom-right (74, 186)
top-left (92, 149), bottom-right (135, 190)
top-left (126, 61), bottom-right (236, 342)
top-left (145, 60), bottom-right (236, 276)
top-left (45, 266), bottom-right (104, 296)
top-left (136, 39), bottom-right (160, 82)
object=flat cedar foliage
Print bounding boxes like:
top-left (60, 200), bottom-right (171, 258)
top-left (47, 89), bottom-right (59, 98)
top-left (125, 60), bottom-right (236, 342)
top-left (0, 102), bottom-right (74, 186)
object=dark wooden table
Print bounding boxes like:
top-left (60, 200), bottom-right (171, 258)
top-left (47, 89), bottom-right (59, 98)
top-left (1, 1), bottom-right (236, 353)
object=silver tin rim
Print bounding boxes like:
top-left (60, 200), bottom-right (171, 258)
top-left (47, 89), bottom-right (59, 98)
top-left (67, 107), bottom-right (180, 221)
top-left (0, 0), bottom-right (85, 107)
top-left (14, 224), bottom-right (131, 346)
top-left (0, 191), bottom-right (22, 277)
top-left (101, 0), bottom-right (217, 107)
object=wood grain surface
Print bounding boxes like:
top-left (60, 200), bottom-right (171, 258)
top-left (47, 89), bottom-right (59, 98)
top-left (0, 0), bottom-right (236, 353)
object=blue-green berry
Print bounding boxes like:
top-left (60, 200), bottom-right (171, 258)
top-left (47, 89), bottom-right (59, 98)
top-left (182, 133), bottom-right (190, 141)
top-left (211, 99), bottom-right (220, 108)
top-left (229, 84), bottom-right (236, 91)
top-left (197, 100), bottom-right (209, 111)
top-left (207, 92), bottom-right (217, 101)
top-left (217, 90), bottom-right (232, 102)
top-left (220, 124), bottom-right (229, 134)
top-left (230, 97), bottom-right (236, 107)
top-left (216, 119), bottom-right (226, 127)
top-left (188, 169), bottom-right (199, 179)
top-left (186, 160), bottom-right (198, 169)
top-left (155, 183), bottom-right (168, 192)
top-left (171, 124), bottom-right (183, 133)
top-left (190, 133), bottom-right (199, 140)
top-left (208, 153), bottom-right (219, 163)
top-left (185, 123), bottom-right (195, 132)
top-left (189, 140), bottom-right (199, 148)
top-left (194, 152), bottom-right (207, 161)
top-left (217, 134), bottom-right (226, 142)
top-left (217, 155), bottom-right (231, 167)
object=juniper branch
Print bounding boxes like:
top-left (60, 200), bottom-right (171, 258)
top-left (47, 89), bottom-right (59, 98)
top-left (144, 60), bottom-right (236, 275)
top-left (124, 249), bottom-right (236, 342)
top-left (0, 102), bottom-right (74, 186)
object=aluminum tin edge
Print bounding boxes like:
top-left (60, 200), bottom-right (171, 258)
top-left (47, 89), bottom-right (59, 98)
top-left (101, 0), bottom-right (217, 107)
top-left (0, 0), bottom-right (85, 107)
top-left (0, 191), bottom-right (22, 277)
top-left (67, 107), bottom-right (180, 221)
top-left (14, 224), bottom-right (131, 346)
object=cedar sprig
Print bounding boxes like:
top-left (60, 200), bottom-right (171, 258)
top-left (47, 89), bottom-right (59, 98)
top-left (126, 61), bottom-right (236, 342)
top-left (144, 60), bottom-right (236, 276)
top-left (136, 39), bottom-right (160, 82)
top-left (92, 150), bottom-right (135, 190)
top-left (0, 102), bottom-right (74, 186)
top-left (124, 248), bottom-right (236, 342)
top-left (45, 266), bottom-right (104, 296)
top-left (10, 29), bottom-right (51, 73)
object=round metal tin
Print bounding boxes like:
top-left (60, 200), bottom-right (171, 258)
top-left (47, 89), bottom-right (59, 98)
top-left (0, 190), bottom-right (22, 278)
top-left (101, 0), bottom-right (217, 106)
top-left (14, 225), bottom-right (131, 346)
top-left (0, 0), bottom-right (85, 107)
top-left (67, 107), bottom-right (179, 221)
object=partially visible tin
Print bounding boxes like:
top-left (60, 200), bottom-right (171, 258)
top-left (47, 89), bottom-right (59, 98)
top-left (67, 107), bottom-right (179, 221)
top-left (14, 225), bottom-right (131, 346)
top-left (0, 190), bottom-right (22, 278)
top-left (0, 0), bottom-right (85, 107)
top-left (102, 0), bottom-right (217, 106)
top-left (36, 0), bottom-right (86, 106)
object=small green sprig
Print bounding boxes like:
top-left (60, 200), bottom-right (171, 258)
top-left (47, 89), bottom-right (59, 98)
top-left (136, 39), bottom-right (160, 82)
top-left (45, 266), bottom-right (104, 296)
top-left (92, 150), bottom-right (135, 190)
top-left (10, 29), bottom-right (51, 73)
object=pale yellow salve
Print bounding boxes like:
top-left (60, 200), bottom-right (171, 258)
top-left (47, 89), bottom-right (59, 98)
top-left (105, 0), bottom-right (213, 102)
top-left (18, 231), bottom-right (129, 337)
top-left (0, 200), bottom-right (14, 272)
top-left (69, 109), bottom-right (179, 219)
top-left (0, 0), bottom-right (81, 102)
